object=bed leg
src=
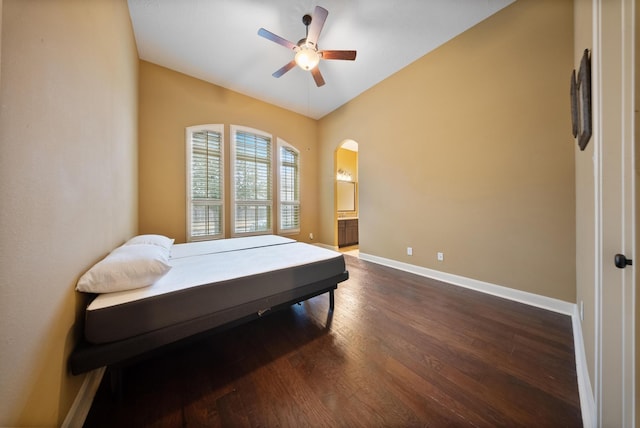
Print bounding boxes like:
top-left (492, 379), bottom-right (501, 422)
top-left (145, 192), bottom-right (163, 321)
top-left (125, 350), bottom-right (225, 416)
top-left (324, 289), bottom-right (335, 329)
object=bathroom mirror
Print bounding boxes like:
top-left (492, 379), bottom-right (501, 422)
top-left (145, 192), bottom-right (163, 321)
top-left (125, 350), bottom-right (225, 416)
top-left (337, 181), bottom-right (355, 211)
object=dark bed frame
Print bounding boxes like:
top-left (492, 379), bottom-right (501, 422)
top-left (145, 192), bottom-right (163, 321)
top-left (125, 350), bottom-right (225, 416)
top-left (69, 271), bottom-right (348, 381)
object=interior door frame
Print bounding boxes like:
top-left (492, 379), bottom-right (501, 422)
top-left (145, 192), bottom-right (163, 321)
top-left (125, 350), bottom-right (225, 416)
top-left (593, 0), bottom-right (636, 425)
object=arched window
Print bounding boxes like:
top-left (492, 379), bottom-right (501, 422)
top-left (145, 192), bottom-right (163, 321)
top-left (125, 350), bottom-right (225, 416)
top-left (278, 139), bottom-right (300, 234)
top-left (231, 125), bottom-right (273, 236)
top-left (185, 125), bottom-right (224, 241)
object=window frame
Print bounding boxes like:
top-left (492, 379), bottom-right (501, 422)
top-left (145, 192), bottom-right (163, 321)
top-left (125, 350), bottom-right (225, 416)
top-left (185, 124), bottom-right (224, 242)
top-left (277, 138), bottom-right (301, 235)
top-left (230, 125), bottom-right (274, 237)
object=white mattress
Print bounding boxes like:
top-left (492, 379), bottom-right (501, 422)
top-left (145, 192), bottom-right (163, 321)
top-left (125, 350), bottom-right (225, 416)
top-left (83, 235), bottom-right (347, 344)
top-left (88, 236), bottom-right (339, 311)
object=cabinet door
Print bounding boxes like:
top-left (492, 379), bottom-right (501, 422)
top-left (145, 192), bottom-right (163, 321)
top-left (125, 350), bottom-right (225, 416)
top-left (349, 219), bottom-right (359, 244)
top-left (338, 221), bottom-right (347, 247)
top-left (345, 219), bottom-right (358, 246)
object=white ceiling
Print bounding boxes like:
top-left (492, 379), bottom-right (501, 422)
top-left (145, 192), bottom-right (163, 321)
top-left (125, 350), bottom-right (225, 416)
top-left (128, 0), bottom-right (514, 119)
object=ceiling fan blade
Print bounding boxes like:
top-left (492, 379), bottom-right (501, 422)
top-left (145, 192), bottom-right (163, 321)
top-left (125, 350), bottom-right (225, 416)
top-left (306, 6), bottom-right (328, 48)
top-left (258, 28), bottom-right (296, 50)
top-left (320, 50), bottom-right (357, 61)
top-left (311, 66), bottom-right (325, 87)
top-left (272, 60), bottom-right (297, 78)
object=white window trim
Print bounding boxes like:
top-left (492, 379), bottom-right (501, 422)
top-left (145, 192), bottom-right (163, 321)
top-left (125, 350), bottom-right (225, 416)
top-left (230, 125), bottom-right (273, 237)
top-left (277, 138), bottom-right (301, 235)
top-left (186, 124), bottom-right (224, 242)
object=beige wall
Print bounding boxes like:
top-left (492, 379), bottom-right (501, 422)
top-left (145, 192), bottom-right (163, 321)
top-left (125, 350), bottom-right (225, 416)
top-left (0, 1), bottom-right (138, 426)
top-left (318, 0), bottom-right (576, 302)
top-left (138, 61), bottom-right (319, 243)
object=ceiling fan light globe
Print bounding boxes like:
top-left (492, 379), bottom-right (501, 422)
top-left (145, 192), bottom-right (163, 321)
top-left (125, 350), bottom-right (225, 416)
top-left (295, 46), bottom-right (320, 70)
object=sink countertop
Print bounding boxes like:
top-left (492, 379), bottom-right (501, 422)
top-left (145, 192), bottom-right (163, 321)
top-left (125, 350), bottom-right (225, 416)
top-left (338, 217), bottom-right (358, 220)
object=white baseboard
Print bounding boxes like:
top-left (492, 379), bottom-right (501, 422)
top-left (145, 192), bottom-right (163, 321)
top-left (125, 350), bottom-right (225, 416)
top-left (571, 305), bottom-right (596, 428)
top-left (61, 367), bottom-right (106, 428)
top-left (358, 252), bottom-right (594, 428)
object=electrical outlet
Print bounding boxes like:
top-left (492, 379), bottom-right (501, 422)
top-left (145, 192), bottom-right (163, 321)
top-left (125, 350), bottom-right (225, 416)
top-left (437, 252), bottom-right (444, 261)
top-left (309, 232), bottom-right (314, 240)
top-left (407, 247), bottom-right (413, 256)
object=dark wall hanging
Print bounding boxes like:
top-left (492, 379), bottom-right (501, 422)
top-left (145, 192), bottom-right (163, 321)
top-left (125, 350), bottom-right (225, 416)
top-left (571, 49), bottom-right (592, 151)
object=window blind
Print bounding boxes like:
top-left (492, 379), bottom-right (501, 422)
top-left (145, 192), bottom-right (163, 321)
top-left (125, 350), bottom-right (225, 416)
top-left (187, 127), bottom-right (223, 241)
top-left (232, 128), bottom-right (272, 235)
top-left (278, 142), bottom-right (300, 233)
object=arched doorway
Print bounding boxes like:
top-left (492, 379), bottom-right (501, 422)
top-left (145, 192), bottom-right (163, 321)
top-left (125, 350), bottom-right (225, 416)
top-left (335, 140), bottom-right (359, 256)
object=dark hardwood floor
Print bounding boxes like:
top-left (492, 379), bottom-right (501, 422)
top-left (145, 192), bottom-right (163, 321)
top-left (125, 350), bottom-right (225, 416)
top-left (84, 255), bottom-right (582, 427)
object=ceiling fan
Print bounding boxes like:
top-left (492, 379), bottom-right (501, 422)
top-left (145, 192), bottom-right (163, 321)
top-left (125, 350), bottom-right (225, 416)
top-left (258, 6), bottom-right (357, 87)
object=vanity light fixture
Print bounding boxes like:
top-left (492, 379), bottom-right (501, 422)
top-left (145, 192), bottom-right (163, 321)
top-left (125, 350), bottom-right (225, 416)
top-left (337, 169), bottom-right (352, 181)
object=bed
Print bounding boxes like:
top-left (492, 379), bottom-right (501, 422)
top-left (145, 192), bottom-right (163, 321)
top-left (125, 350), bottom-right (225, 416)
top-left (69, 235), bottom-right (348, 376)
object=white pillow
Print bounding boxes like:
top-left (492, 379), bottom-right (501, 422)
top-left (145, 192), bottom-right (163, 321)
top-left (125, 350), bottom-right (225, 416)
top-left (125, 234), bottom-right (174, 251)
top-left (76, 244), bottom-right (172, 293)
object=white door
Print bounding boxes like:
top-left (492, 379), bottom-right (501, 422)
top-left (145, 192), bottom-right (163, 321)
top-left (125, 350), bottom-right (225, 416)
top-left (595, 0), bottom-right (635, 425)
